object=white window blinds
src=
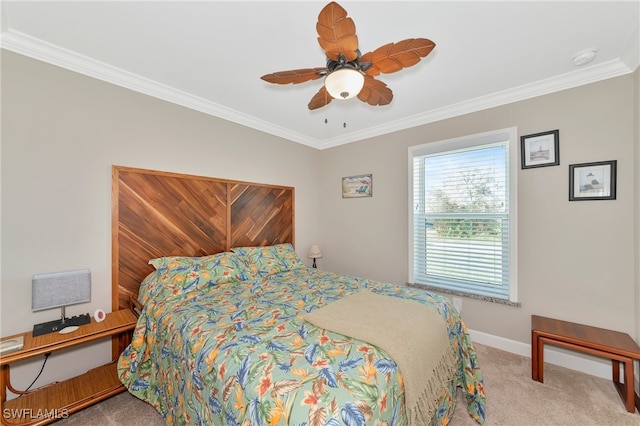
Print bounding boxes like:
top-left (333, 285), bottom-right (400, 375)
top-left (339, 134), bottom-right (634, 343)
top-left (409, 128), bottom-right (517, 300)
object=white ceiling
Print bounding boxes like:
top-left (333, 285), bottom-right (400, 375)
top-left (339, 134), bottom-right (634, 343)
top-left (2, 1), bottom-right (638, 149)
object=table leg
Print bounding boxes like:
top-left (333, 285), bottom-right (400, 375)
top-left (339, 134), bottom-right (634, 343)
top-left (531, 330), bottom-right (539, 381)
top-left (611, 358), bottom-right (637, 413)
top-left (537, 335), bottom-right (545, 383)
top-left (612, 359), bottom-right (620, 383)
top-left (531, 331), bottom-right (545, 382)
top-left (1, 365), bottom-right (7, 403)
top-left (623, 359), bottom-right (635, 413)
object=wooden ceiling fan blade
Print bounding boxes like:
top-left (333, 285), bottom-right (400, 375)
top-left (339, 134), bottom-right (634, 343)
top-left (361, 38), bottom-right (436, 77)
top-left (316, 1), bottom-right (359, 62)
top-left (308, 86), bottom-right (333, 110)
top-left (261, 68), bottom-right (327, 85)
top-left (357, 77), bottom-right (393, 106)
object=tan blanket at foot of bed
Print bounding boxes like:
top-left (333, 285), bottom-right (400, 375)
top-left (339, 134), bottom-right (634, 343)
top-left (303, 289), bottom-right (457, 426)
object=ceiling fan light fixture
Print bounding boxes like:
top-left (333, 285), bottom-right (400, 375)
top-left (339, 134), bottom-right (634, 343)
top-left (324, 68), bottom-right (365, 100)
top-left (261, 2), bottom-right (435, 110)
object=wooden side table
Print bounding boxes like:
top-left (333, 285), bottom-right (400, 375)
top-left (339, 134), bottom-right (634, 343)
top-left (531, 314), bottom-right (640, 413)
top-left (0, 309), bottom-right (137, 425)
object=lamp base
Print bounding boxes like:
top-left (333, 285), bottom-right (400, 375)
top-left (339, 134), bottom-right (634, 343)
top-left (312, 258), bottom-right (317, 268)
top-left (32, 313), bottom-right (91, 336)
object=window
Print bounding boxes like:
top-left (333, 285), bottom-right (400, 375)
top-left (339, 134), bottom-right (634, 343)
top-left (409, 128), bottom-right (517, 302)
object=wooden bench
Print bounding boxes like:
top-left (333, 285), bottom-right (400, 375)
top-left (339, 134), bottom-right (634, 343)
top-left (531, 315), bottom-right (640, 413)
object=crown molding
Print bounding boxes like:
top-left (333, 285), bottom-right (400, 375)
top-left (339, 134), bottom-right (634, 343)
top-left (0, 29), bottom-right (321, 148)
top-left (315, 58), bottom-right (635, 150)
top-left (2, 28), bottom-right (636, 151)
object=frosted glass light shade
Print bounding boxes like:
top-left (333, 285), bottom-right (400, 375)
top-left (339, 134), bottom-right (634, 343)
top-left (324, 68), bottom-right (364, 100)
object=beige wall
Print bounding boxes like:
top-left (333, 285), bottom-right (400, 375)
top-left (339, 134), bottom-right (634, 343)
top-left (635, 69), bottom-right (640, 341)
top-left (318, 73), bottom-right (638, 344)
top-left (0, 51), bottom-right (321, 392)
top-left (1, 50), bottom-right (638, 389)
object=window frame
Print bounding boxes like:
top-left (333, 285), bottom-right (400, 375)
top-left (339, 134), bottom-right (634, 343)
top-left (408, 127), bottom-right (518, 303)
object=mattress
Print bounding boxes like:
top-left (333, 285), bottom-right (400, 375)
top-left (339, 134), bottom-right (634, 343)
top-left (118, 255), bottom-right (485, 425)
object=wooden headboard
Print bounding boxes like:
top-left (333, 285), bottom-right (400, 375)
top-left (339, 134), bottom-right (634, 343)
top-left (111, 165), bottom-right (295, 312)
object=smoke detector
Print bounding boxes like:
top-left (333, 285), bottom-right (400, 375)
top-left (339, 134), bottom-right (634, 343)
top-left (572, 49), bottom-right (598, 66)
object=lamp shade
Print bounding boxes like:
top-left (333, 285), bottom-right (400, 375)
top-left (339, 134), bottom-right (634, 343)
top-left (324, 68), bottom-right (364, 100)
top-left (32, 269), bottom-right (91, 311)
top-left (307, 244), bottom-right (323, 259)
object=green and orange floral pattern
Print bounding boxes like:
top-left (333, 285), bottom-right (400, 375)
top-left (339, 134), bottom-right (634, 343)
top-left (118, 266), bottom-right (485, 425)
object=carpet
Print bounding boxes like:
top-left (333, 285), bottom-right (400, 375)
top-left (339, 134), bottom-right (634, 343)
top-left (61, 344), bottom-right (640, 425)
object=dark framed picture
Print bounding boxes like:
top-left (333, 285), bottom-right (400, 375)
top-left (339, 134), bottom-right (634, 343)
top-left (569, 160), bottom-right (617, 201)
top-left (521, 130), bottom-right (560, 169)
top-left (342, 174), bottom-right (372, 198)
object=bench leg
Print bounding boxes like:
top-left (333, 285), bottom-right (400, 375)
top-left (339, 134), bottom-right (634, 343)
top-left (623, 359), bottom-right (636, 413)
top-left (537, 337), bottom-right (545, 382)
top-left (531, 331), bottom-right (544, 382)
top-left (531, 330), bottom-right (538, 381)
top-left (612, 358), bottom-right (637, 413)
top-left (612, 359), bottom-right (620, 383)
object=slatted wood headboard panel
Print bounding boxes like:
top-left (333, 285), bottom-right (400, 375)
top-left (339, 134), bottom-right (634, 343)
top-left (112, 166), bottom-right (294, 312)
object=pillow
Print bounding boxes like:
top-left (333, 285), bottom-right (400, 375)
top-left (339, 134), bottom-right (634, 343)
top-left (232, 243), bottom-right (302, 277)
top-left (138, 270), bottom-right (161, 307)
top-left (142, 251), bottom-right (251, 302)
top-left (149, 253), bottom-right (223, 270)
top-left (138, 266), bottom-right (217, 306)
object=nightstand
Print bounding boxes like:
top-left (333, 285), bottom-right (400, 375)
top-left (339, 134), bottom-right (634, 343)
top-left (0, 309), bottom-right (137, 425)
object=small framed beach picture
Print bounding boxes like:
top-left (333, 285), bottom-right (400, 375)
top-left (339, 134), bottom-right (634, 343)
top-left (342, 174), bottom-right (372, 198)
top-left (521, 130), bottom-right (560, 169)
top-left (569, 160), bottom-right (617, 201)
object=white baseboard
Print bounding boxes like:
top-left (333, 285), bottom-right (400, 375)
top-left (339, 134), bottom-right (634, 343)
top-left (468, 328), bottom-right (612, 380)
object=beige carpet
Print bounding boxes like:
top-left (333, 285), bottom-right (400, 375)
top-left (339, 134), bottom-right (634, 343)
top-left (61, 344), bottom-right (640, 425)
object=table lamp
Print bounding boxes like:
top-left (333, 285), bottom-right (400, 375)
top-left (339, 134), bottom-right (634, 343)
top-left (307, 244), bottom-right (323, 268)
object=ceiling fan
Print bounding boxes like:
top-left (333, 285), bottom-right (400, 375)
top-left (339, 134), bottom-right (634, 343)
top-left (260, 1), bottom-right (436, 110)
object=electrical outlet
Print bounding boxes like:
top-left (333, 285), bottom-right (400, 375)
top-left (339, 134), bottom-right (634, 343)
top-left (452, 297), bottom-right (462, 313)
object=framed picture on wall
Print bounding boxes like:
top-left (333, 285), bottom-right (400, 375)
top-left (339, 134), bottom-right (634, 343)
top-left (569, 160), bottom-right (617, 201)
top-left (342, 174), bottom-right (372, 198)
top-left (521, 130), bottom-right (560, 169)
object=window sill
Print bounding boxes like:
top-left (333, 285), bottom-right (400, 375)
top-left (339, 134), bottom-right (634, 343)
top-left (406, 282), bottom-right (522, 307)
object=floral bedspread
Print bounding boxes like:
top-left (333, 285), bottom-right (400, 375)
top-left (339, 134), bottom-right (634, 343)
top-left (118, 267), bottom-right (485, 425)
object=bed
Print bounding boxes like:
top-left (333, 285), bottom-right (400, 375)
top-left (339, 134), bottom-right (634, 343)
top-left (111, 166), bottom-right (485, 425)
